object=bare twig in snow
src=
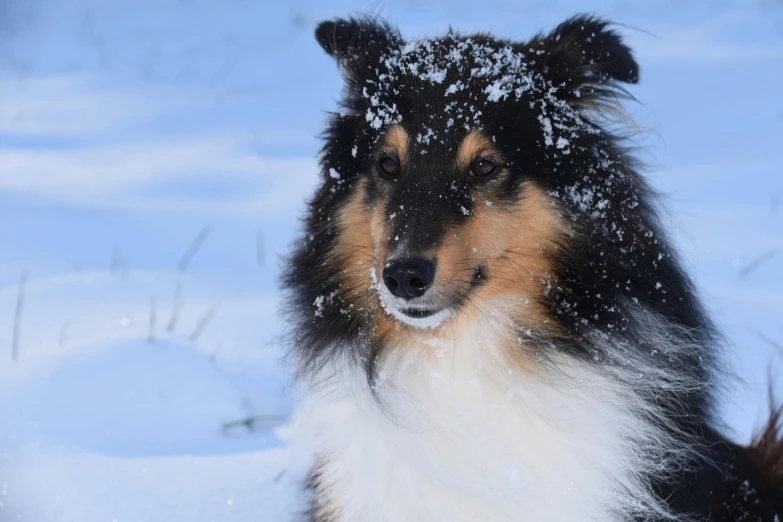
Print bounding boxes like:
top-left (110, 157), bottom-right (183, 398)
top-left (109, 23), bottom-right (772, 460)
top-left (166, 227), bottom-right (211, 334)
top-left (221, 415), bottom-right (287, 434)
top-left (166, 281), bottom-right (182, 333)
top-left (209, 342), bottom-right (223, 365)
top-left (178, 226), bottom-right (211, 272)
top-left (110, 248), bottom-right (120, 272)
top-left (110, 248), bottom-right (130, 278)
top-left (209, 56), bottom-right (240, 86)
top-left (148, 295), bottom-right (156, 343)
top-left (189, 303), bottom-right (220, 342)
top-left (110, 247), bottom-right (126, 272)
top-left (756, 331), bottom-right (783, 358)
top-left (274, 469), bottom-right (287, 483)
top-left (739, 249), bottom-right (779, 279)
top-left (58, 321), bottom-right (68, 347)
top-left (12, 270), bottom-right (27, 361)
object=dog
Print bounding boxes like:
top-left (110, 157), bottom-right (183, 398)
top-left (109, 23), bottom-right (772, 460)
top-left (283, 14), bottom-right (783, 522)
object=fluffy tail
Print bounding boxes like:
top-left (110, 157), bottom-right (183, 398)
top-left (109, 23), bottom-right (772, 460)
top-left (745, 390), bottom-right (783, 495)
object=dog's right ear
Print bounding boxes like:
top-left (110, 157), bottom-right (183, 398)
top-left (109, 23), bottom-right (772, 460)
top-left (521, 15), bottom-right (638, 105)
top-left (315, 17), bottom-right (401, 76)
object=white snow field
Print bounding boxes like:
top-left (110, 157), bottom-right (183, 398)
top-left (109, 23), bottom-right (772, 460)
top-left (0, 1), bottom-right (782, 520)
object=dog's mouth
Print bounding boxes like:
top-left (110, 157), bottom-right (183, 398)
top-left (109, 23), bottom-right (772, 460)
top-left (377, 294), bottom-right (459, 329)
top-left (385, 305), bottom-right (456, 329)
top-left (399, 308), bottom-right (439, 319)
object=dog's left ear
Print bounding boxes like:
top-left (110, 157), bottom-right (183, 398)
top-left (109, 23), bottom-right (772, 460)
top-left (314, 17), bottom-right (401, 80)
top-left (523, 15), bottom-right (639, 97)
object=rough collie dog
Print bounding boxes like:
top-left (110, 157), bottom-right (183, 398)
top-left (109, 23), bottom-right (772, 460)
top-left (284, 15), bottom-right (783, 522)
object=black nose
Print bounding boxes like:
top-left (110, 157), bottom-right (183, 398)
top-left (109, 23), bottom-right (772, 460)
top-left (382, 258), bottom-right (435, 299)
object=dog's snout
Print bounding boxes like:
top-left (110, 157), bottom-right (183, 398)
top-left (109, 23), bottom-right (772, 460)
top-left (382, 258), bottom-right (435, 299)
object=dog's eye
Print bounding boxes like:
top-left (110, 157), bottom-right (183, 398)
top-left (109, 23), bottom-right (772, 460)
top-left (470, 159), bottom-right (496, 177)
top-left (378, 157), bottom-right (400, 178)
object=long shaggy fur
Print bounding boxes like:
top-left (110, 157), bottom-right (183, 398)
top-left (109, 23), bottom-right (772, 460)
top-left (746, 392), bottom-right (783, 499)
top-left (284, 14), bottom-right (783, 522)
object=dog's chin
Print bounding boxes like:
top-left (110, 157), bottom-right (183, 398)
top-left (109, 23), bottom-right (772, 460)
top-left (374, 289), bottom-right (450, 329)
top-left (387, 306), bottom-right (456, 329)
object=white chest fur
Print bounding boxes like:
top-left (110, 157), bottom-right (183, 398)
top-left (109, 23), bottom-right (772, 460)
top-left (295, 322), bottom-right (673, 522)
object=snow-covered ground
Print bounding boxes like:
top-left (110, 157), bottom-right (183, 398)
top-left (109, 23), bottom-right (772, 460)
top-left (0, 1), bottom-right (782, 520)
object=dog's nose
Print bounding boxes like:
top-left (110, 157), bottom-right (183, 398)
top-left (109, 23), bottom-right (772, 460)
top-left (382, 258), bottom-right (435, 299)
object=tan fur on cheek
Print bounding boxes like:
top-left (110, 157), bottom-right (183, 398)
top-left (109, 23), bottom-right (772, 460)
top-left (333, 179), bottom-right (417, 345)
top-left (333, 179), bottom-right (382, 307)
top-left (436, 182), bottom-right (569, 334)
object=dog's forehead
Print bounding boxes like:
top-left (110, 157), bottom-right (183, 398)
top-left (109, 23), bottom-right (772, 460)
top-left (360, 35), bottom-right (549, 152)
top-left (362, 37), bottom-right (539, 135)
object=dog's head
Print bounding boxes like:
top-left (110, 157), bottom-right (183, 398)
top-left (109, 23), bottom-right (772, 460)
top-left (287, 16), bottom-right (705, 372)
top-left (306, 16), bottom-right (641, 324)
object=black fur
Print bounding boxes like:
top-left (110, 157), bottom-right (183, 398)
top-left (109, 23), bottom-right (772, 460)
top-left (284, 14), bottom-right (783, 522)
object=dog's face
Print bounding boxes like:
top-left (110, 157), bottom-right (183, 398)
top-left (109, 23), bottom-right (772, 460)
top-left (308, 17), bottom-right (643, 337)
top-left (340, 119), bottom-right (564, 330)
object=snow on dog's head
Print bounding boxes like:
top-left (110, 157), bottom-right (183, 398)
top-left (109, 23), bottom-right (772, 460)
top-left (286, 16), bottom-right (713, 390)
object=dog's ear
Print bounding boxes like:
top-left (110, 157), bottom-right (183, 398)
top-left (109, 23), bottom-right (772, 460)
top-left (315, 17), bottom-right (401, 77)
top-left (524, 15), bottom-right (639, 99)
